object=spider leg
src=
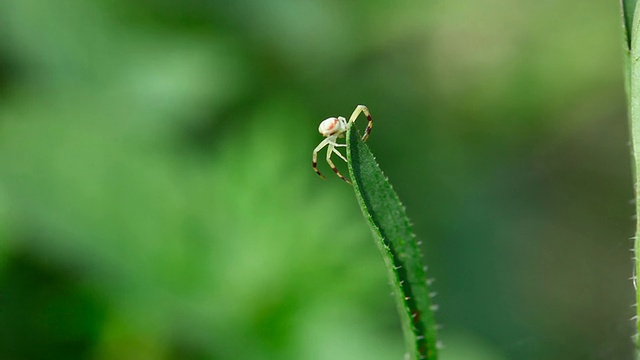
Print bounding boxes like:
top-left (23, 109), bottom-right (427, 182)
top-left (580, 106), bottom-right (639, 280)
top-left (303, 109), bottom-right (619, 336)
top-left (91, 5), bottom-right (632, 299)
top-left (327, 139), bottom-right (347, 148)
top-left (312, 138), bottom-right (330, 179)
top-left (332, 147), bottom-right (348, 163)
top-left (347, 105), bottom-right (373, 141)
top-left (326, 143), bottom-right (351, 184)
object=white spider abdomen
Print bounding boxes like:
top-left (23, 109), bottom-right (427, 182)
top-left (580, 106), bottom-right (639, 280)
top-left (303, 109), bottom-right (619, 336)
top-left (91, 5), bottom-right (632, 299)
top-left (318, 116), bottom-right (346, 137)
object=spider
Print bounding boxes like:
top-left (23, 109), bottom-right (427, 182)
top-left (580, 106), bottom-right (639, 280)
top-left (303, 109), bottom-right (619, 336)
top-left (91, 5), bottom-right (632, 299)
top-left (312, 105), bottom-right (373, 184)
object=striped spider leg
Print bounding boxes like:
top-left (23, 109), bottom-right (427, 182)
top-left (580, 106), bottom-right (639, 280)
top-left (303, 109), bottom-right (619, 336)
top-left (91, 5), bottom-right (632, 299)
top-left (312, 105), bottom-right (373, 184)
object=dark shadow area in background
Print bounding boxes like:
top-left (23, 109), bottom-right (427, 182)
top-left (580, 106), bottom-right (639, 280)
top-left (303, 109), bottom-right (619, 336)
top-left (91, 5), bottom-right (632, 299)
top-left (0, 50), bottom-right (21, 98)
top-left (0, 249), bottom-right (107, 359)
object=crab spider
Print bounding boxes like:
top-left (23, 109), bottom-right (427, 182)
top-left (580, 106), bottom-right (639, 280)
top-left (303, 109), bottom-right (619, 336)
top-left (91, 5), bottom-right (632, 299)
top-left (312, 105), bottom-right (373, 184)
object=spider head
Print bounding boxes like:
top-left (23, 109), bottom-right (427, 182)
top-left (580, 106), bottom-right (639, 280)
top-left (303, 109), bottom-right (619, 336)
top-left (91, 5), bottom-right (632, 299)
top-left (318, 116), bottom-right (347, 137)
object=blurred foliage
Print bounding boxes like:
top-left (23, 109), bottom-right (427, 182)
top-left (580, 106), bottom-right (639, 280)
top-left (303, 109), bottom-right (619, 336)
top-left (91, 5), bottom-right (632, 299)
top-left (0, 0), bottom-right (633, 359)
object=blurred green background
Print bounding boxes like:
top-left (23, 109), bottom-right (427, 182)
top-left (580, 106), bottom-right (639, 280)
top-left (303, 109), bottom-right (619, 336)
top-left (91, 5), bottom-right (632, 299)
top-left (0, 0), bottom-right (633, 359)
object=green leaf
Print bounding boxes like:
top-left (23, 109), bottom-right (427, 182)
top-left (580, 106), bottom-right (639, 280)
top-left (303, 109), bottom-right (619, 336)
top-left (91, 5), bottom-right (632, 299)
top-left (625, 1), bottom-right (640, 357)
top-left (622, 0), bottom-right (638, 50)
top-left (346, 125), bottom-right (439, 360)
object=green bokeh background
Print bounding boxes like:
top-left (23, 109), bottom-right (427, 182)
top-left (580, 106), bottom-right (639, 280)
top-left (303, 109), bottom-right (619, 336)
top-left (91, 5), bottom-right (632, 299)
top-left (0, 1), bottom-right (633, 359)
